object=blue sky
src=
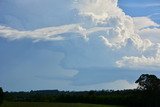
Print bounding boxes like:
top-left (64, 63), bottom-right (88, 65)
top-left (0, 0), bottom-right (160, 91)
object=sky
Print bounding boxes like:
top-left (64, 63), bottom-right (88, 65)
top-left (0, 0), bottom-right (160, 91)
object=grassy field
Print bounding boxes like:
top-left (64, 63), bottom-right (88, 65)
top-left (0, 102), bottom-right (124, 107)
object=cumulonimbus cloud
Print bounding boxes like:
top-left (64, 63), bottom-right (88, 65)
top-left (74, 0), bottom-right (153, 51)
top-left (0, 0), bottom-right (152, 50)
top-left (0, 0), bottom-right (160, 69)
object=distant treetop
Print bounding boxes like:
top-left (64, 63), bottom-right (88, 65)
top-left (135, 74), bottom-right (160, 90)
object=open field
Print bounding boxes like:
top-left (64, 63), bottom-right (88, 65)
top-left (0, 102), bottom-right (124, 107)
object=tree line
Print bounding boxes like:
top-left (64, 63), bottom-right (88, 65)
top-left (1, 74), bottom-right (160, 107)
top-left (0, 87), bottom-right (3, 105)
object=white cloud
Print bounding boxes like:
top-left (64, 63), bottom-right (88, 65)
top-left (116, 43), bottom-right (160, 68)
top-left (116, 55), bottom-right (160, 68)
top-left (74, 0), bottom-right (153, 50)
top-left (115, 16), bottom-right (160, 69)
top-left (114, 17), bottom-right (159, 69)
top-left (138, 28), bottom-right (160, 43)
top-left (133, 17), bottom-right (159, 30)
top-left (74, 0), bottom-right (119, 22)
top-left (116, 17), bottom-right (160, 69)
top-left (133, 17), bottom-right (160, 43)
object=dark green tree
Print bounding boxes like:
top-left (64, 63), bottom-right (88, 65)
top-left (0, 87), bottom-right (3, 105)
top-left (135, 74), bottom-right (160, 90)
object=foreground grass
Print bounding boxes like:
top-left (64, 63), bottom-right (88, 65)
top-left (0, 102), bottom-right (124, 107)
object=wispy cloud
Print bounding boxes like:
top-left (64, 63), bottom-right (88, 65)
top-left (147, 13), bottom-right (160, 20)
top-left (121, 3), bottom-right (160, 8)
top-left (0, 24), bottom-right (114, 42)
top-left (0, 24), bottom-right (83, 41)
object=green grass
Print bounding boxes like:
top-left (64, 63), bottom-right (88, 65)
top-left (0, 102), bottom-right (124, 107)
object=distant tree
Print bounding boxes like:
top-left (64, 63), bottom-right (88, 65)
top-left (135, 74), bottom-right (160, 90)
top-left (0, 87), bottom-right (3, 104)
